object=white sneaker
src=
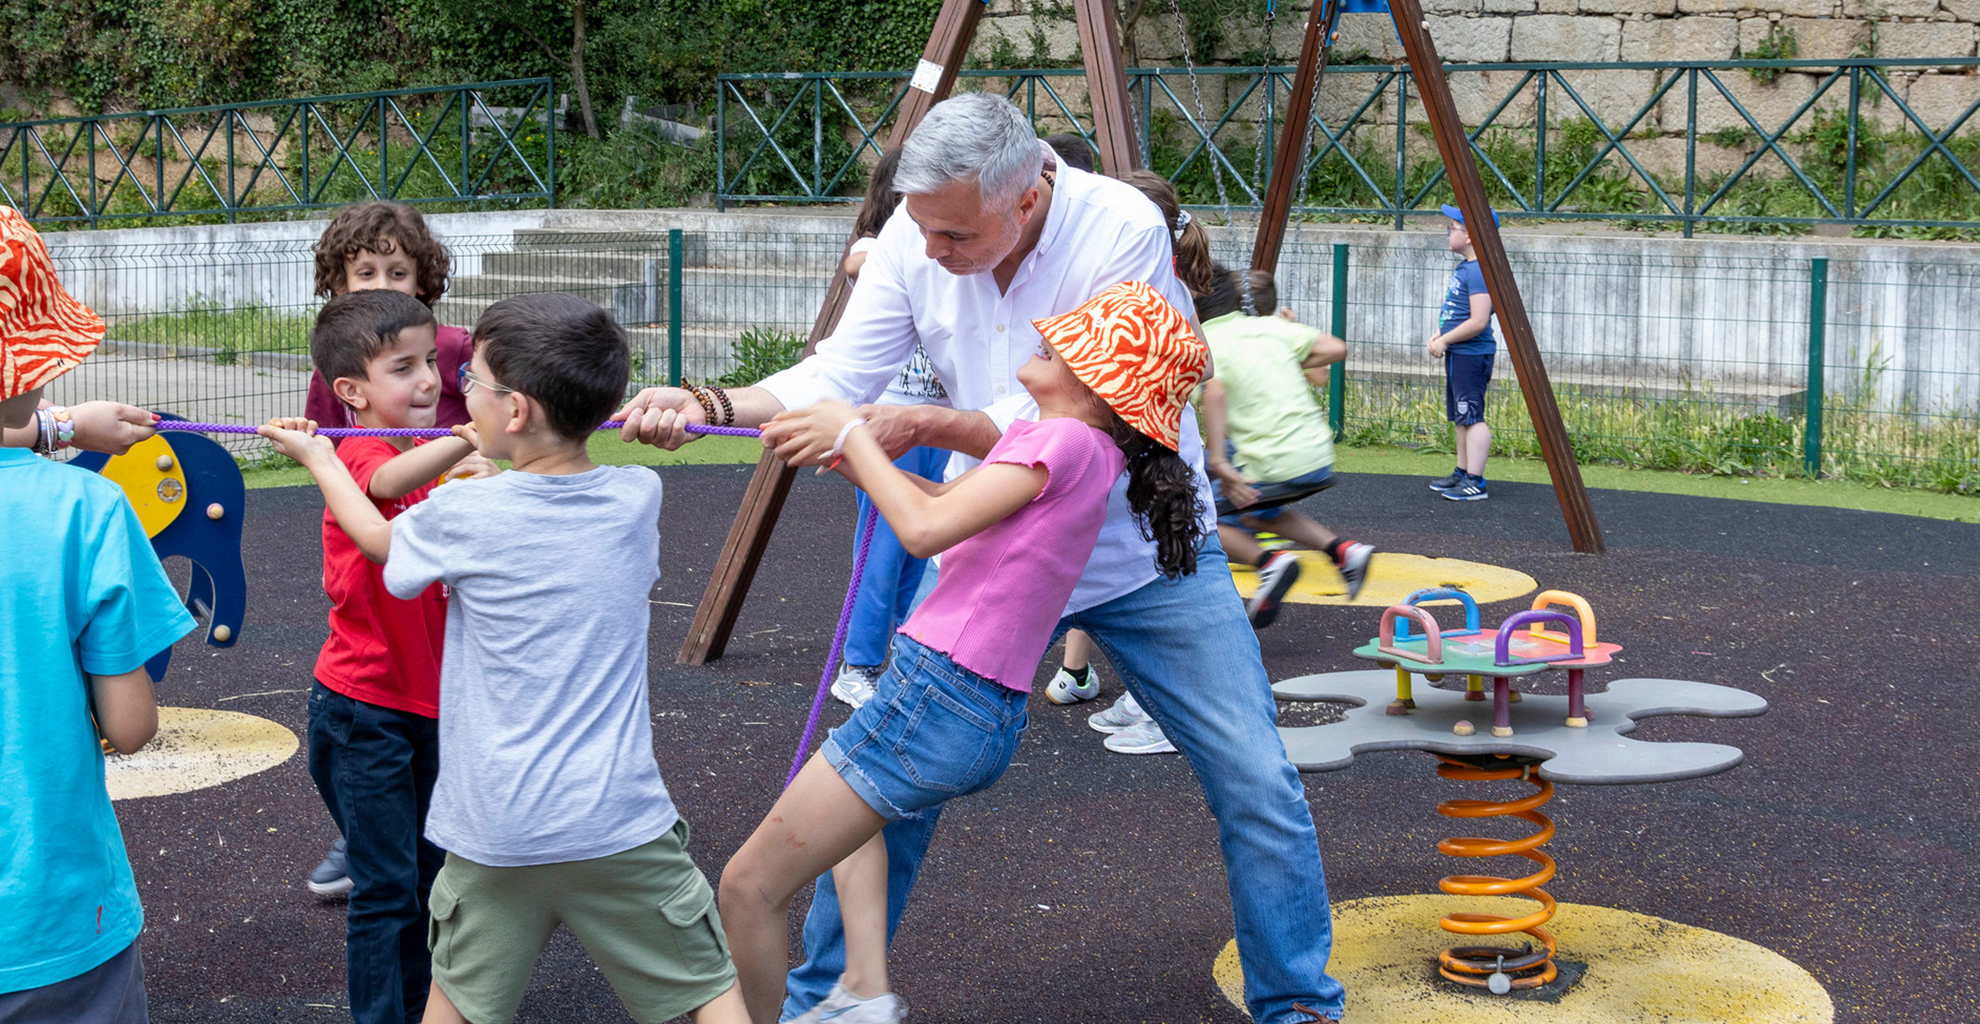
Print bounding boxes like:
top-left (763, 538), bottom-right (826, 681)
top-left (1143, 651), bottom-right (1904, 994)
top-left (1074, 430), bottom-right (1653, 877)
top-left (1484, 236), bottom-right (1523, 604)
top-left (1087, 691), bottom-right (1147, 734)
top-left (1103, 717), bottom-right (1177, 755)
top-left (1045, 666), bottom-right (1101, 705)
top-left (830, 664), bottom-right (882, 709)
top-left (1336, 541), bottom-right (1376, 601)
top-left (1247, 549), bottom-right (1303, 629)
top-left (787, 981), bottom-right (906, 1024)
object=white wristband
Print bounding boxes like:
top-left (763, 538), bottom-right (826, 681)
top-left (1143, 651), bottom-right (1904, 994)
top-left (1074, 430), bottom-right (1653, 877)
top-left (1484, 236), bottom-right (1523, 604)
top-left (828, 417), bottom-right (868, 460)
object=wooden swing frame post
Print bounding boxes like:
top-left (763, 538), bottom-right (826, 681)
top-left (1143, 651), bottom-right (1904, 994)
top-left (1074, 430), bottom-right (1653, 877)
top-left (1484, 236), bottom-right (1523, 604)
top-left (1249, 0), bottom-right (1604, 554)
top-left (678, 0), bottom-right (1143, 664)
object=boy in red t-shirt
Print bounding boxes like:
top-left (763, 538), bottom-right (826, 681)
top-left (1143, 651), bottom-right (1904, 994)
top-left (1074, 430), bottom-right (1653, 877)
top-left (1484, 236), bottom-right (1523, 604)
top-left (301, 201), bottom-right (474, 899)
top-left (302, 289), bottom-right (492, 1024)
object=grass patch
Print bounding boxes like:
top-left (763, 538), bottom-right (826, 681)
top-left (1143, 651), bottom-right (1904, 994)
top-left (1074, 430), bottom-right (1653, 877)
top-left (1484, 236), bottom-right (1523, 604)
top-left (114, 300), bottom-right (312, 364)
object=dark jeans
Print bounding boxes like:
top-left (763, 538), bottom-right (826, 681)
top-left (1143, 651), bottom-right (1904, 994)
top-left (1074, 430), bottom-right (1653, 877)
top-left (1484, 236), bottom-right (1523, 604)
top-left (308, 681), bottom-right (443, 1024)
top-left (0, 938), bottom-right (147, 1024)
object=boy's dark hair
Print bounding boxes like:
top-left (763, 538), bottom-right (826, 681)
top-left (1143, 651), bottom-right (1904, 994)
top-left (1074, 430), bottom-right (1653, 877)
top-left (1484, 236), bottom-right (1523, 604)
top-left (473, 293), bottom-right (630, 442)
top-left (853, 147), bottom-right (906, 240)
top-left (1195, 266), bottom-right (1277, 321)
top-left (1044, 133), bottom-right (1096, 173)
top-left (310, 290), bottom-right (438, 392)
top-left (314, 201), bottom-right (451, 307)
top-left (1107, 413), bottom-right (1207, 580)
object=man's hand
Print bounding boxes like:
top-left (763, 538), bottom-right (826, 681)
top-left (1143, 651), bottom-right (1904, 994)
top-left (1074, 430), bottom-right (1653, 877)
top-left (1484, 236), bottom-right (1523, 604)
top-left (256, 417), bottom-right (332, 467)
top-left (68, 401), bottom-right (161, 455)
top-left (614, 387), bottom-right (707, 450)
top-left (761, 399), bottom-right (864, 467)
top-left (1427, 335), bottom-right (1448, 359)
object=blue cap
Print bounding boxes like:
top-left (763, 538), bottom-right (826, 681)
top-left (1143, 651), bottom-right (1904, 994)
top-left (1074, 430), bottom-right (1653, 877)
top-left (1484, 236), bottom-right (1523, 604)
top-left (1441, 203), bottom-right (1499, 228)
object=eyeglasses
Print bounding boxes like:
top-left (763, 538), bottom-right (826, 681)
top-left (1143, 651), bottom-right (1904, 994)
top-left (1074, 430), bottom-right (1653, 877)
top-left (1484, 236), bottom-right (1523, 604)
top-left (459, 367), bottom-right (514, 395)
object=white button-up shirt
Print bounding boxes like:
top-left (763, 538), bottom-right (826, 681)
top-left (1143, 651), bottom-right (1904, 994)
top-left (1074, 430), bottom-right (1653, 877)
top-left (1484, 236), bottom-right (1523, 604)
top-left (759, 161), bottom-right (1216, 613)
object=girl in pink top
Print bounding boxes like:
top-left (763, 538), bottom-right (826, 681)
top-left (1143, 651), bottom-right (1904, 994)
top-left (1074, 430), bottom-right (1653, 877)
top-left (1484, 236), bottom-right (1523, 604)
top-left (716, 281), bottom-right (1210, 1024)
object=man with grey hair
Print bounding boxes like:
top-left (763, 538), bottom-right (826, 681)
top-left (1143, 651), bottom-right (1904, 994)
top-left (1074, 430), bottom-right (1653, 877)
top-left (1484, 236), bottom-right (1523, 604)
top-left (616, 90), bottom-right (1347, 1024)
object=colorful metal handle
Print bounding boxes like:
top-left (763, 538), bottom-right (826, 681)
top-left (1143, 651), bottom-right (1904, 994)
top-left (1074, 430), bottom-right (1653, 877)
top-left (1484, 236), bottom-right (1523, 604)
top-left (1380, 605), bottom-right (1443, 664)
top-left (1394, 587), bottom-right (1479, 641)
top-left (1496, 611), bottom-right (1583, 666)
top-left (1528, 590), bottom-right (1595, 646)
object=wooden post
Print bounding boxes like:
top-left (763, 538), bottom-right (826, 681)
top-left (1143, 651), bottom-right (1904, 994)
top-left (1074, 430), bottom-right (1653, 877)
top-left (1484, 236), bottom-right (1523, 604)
top-left (1252, 0), bottom-right (1336, 272)
top-left (1073, 0), bottom-right (1141, 173)
top-left (677, 0), bottom-right (988, 664)
top-left (1386, 0), bottom-right (1605, 553)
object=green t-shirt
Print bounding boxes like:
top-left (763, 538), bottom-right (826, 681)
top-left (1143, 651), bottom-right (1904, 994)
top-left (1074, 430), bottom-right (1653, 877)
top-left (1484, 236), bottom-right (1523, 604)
top-left (1199, 310), bottom-right (1334, 483)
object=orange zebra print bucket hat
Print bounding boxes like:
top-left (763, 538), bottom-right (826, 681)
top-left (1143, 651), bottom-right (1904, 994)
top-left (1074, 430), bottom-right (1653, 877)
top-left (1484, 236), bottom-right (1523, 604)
top-left (1, 206), bottom-right (105, 400)
top-left (1033, 280), bottom-right (1206, 451)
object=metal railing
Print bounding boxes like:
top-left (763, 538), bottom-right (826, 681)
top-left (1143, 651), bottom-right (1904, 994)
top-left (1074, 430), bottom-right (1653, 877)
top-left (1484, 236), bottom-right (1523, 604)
top-left (0, 79), bottom-right (558, 227)
top-left (717, 59), bottom-right (1980, 235)
top-left (38, 224), bottom-right (1980, 492)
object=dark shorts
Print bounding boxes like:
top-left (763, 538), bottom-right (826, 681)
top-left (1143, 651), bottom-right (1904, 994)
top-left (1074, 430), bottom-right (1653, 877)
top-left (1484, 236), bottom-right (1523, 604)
top-left (1445, 352), bottom-right (1494, 426)
top-left (0, 938), bottom-right (146, 1024)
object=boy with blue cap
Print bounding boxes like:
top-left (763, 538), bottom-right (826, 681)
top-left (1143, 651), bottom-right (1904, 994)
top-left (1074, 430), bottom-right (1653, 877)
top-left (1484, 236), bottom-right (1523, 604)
top-left (1426, 202), bottom-right (1499, 501)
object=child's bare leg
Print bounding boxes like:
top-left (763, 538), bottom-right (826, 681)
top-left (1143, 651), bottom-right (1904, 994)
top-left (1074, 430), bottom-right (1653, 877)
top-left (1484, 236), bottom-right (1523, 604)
top-left (688, 982), bottom-right (750, 1024)
top-left (424, 982), bottom-right (469, 1024)
top-left (1247, 511), bottom-right (1337, 552)
top-left (1062, 629), bottom-right (1094, 672)
top-left (1457, 422), bottom-right (1491, 477)
top-left (833, 832), bottom-right (892, 998)
top-left (718, 755), bottom-right (887, 1023)
top-left (1219, 523), bottom-right (1267, 566)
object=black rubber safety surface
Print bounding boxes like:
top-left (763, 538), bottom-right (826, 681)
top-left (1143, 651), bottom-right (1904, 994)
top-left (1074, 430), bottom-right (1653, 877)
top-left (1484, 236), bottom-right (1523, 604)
top-left (128, 466), bottom-right (1979, 1023)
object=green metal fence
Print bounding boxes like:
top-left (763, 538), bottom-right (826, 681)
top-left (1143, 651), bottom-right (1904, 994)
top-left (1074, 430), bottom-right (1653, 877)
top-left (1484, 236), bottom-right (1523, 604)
top-left (717, 59), bottom-right (1980, 235)
top-left (0, 80), bottom-right (557, 227)
top-left (35, 224), bottom-right (1980, 492)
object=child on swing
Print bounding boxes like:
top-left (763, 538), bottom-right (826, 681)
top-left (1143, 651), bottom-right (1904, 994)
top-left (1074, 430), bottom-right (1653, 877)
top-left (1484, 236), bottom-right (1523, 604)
top-left (716, 281), bottom-right (1209, 1024)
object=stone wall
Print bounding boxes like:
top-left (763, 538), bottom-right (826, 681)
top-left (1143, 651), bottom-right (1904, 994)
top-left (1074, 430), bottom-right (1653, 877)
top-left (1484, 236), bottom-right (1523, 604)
top-left (965, 0), bottom-right (1980, 170)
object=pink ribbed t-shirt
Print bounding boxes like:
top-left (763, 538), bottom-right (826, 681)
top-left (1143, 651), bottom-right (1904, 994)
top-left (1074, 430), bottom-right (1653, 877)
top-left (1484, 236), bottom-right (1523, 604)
top-left (899, 417), bottom-right (1124, 692)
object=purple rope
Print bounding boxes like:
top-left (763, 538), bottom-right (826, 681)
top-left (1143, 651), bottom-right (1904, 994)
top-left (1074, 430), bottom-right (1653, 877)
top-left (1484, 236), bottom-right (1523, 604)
top-left (155, 420), bottom-right (762, 438)
top-left (786, 503), bottom-right (878, 790)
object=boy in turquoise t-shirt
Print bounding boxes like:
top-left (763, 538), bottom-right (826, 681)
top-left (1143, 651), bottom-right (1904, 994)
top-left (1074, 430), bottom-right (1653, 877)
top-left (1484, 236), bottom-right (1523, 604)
top-left (1197, 267), bottom-right (1376, 627)
top-left (0, 207), bottom-right (195, 1023)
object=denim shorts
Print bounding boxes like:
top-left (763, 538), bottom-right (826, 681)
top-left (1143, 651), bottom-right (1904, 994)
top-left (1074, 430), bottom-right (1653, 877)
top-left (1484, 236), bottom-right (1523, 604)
top-left (1213, 465), bottom-right (1335, 525)
top-left (822, 634), bottom-right (1029, 821)
top-left (1445, 351), bottom-right (1495, 426)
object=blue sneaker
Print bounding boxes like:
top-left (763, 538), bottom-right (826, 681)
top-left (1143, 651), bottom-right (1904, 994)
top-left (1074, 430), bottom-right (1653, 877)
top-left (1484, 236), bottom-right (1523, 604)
top-left (1428, 467), bottom-right (1467, 491)
top-left (1439, 476), bottom-right (1489, 501)
top-left (307, 838), bottom-right (352, 898)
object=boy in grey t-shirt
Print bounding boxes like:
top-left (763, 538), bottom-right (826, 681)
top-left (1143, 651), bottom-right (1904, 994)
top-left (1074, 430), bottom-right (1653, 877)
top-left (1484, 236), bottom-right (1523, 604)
top-left (260, 294), bottom-right (747, 1024)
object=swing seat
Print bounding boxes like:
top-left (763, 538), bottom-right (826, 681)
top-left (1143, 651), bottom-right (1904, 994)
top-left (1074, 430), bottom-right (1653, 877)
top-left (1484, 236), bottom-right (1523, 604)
top-left (1216, 473), bottom-right (1338, 518)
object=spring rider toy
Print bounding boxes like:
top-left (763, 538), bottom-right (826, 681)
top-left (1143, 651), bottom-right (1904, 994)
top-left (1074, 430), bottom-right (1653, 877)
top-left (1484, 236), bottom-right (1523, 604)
top-left (1274, 587), bottom-right (1766, 994)
top-left (69, 417), bottom-right (247, 681)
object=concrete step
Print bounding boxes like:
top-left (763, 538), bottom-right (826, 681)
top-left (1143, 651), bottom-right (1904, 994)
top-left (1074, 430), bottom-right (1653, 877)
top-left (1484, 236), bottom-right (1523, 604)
top-left (507, 227), bottom-right (843, 272)
top-left (440, 267), bottom-right (830, 330)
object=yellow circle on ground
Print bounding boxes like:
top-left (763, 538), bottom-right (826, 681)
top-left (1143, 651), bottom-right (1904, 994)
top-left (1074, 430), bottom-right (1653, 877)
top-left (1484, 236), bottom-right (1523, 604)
top-left (106, 706), bottom-right (299, 801)
top-left (96, 434), bottom-right (188, 539)
top-left (1213, 895), bottom-right (1832, 1023)
top-left (1230, 552), bottom-right (1536, 607)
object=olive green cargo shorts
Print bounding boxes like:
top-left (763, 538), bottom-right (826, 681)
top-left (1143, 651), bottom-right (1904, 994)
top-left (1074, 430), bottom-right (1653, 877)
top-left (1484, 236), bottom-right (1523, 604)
top-left (427, 820), bottom-right (735, 1024)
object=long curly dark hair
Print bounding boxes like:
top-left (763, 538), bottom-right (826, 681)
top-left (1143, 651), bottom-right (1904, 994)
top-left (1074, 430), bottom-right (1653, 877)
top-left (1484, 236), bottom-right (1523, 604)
top-left (1106, 412), bottom-right (1206, 579)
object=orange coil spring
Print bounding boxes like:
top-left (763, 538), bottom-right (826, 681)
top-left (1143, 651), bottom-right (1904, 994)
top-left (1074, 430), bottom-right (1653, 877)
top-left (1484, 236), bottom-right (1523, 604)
top-left (1433, 756), bottom-right (1559, 990)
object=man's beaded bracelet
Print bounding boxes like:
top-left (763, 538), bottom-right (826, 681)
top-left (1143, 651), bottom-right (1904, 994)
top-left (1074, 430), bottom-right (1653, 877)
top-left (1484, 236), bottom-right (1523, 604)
top-left (706, 384), bottom-right (735, 426)
top-left (684, 384), bottom-right (718, 425)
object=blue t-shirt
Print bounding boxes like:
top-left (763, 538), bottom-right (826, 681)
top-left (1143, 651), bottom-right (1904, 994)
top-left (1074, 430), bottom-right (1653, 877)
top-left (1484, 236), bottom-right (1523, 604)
top-left (1439, 259), bottom-right (1497, 355)
top-left (0, 448), bottom-right (195, 993)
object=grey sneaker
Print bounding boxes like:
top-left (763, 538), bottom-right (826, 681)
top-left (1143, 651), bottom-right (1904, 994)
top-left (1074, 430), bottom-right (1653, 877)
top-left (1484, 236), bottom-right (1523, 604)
top-left (1103, 717), bottom-right (1177, 755)
top-left (830, 664), bottom-right (882, 709)
top-left (787, 981), bottom-right (906, 1024)
top-left (1439, 476), bottom-right (1489, 502)
top-left (307, 838), bottom-right (352, 898)
top-left (1429, 467), bottom-right (1467, 491)
top-left (1087, 691), bottom-right (1147, 734)
top-left (1045, 666), bottom-right (1101, 705)
top-left (1335, 541), bottom-right (1376, 601)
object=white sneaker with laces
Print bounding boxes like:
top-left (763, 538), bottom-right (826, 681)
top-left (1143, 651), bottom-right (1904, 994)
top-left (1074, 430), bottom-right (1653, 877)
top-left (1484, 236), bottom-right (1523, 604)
top-left (787, 981), bottom-right (906, 1024)
top-left (1335, 541), bottom-right (1376, 601)
top-left (830, 664), bottom-right (882, 709)
top-left (1247, 549), bottom-right (1303, 628)
top-left (1103, 716), bottom-right (1177, 755)
top-left (1045, 666), bottom-right (1101, 705)
top-left (1087, 691), bottom-right (1147, 734)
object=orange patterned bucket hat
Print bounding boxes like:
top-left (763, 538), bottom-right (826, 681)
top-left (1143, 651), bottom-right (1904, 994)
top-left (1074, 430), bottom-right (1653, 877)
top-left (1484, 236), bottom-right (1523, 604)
top-left (1033, 280), bottom-right (1207, 451)
top-left (1, 206), bottom-right (104, 401)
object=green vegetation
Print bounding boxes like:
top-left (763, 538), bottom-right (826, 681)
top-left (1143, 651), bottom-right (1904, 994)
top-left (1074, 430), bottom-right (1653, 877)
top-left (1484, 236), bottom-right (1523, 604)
top-left (113, 300), bottom-right (312, 364)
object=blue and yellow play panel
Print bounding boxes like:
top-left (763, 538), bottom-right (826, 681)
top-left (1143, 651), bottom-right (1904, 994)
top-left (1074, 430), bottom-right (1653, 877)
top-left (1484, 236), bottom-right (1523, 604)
top-left (1229, 551), bottom-right (1536, 607)
top-left (1214, 896), bottom-right (1833, 1023)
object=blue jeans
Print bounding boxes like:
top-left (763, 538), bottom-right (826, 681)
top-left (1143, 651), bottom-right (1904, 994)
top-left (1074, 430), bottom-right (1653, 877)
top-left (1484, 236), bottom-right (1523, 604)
top-left (781, 537), bottom-right (1346, 1023)
top-left (845, 447), bottom-right (951, 668)
top-left (308, 682), bottom-right (444, 1024)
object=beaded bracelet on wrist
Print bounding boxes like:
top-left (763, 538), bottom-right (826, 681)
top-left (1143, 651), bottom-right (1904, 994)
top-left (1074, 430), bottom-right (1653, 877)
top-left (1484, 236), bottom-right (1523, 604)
top-left (685, 384), bottom-right (718, 425)
top-left (707, 384), bottom-right (735, 426)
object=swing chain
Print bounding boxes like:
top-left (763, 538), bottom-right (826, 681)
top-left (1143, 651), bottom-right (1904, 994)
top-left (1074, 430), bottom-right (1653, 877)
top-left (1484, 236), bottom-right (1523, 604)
top-left (1251, 0), bottom-right (1278, 201)
top-left (1168, 0), bottom-right (1233, 218)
